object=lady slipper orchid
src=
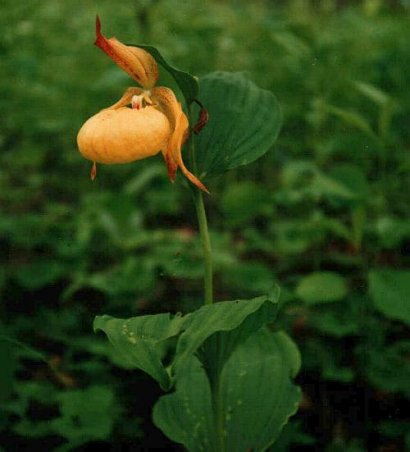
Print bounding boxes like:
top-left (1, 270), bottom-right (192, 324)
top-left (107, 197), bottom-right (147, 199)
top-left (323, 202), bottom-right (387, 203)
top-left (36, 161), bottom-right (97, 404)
top-left (77, 17), bottom-right (208, 193)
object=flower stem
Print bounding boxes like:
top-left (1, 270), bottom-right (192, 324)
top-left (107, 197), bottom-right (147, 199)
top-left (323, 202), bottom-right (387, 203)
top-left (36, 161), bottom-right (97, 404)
top-left (193, 188), bottom-right (213, 305)
top-left (188, 106), bottom-right (213, 305)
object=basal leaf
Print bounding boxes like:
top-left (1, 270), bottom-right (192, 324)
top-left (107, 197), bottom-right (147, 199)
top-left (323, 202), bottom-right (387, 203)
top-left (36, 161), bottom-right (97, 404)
top-left (175, 287), bottom-right (280, 374)
top-left (153, 355), bottom-right (216, 452)
top-left (93, 313), bottom-right (185, 389)
top-left (194, 72), bottom-right (282, 178)
top-left (221, 329), bottom-right (301, 451)
top-left (153, 329), bottom-right (301, 452)
top-left (94, 289), bottom-right (281, 391)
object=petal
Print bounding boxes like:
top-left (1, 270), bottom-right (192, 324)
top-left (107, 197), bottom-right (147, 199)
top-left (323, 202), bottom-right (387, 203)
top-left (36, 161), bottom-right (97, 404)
top-left (192, 99), bottom-right (209, 134)
top-left (95, 16), bottom-right (158, 89)
top-left (77, 99), bottom-right (170, 164)
top-left (152, 87), bottom-right (209, 193)
top-left (107, 87), bottom-right (143, 109)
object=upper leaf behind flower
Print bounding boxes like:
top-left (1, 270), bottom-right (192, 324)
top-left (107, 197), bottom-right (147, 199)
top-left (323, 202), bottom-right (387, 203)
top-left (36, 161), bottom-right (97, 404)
top-left (194, 72), bottom-right (282, 178)
top-left (136, 45), bottom-right (199, 105)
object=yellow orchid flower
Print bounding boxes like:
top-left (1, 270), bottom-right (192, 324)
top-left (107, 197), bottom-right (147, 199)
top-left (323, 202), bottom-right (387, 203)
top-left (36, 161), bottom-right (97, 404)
top-left (77, 17), bottom-right (208, 193)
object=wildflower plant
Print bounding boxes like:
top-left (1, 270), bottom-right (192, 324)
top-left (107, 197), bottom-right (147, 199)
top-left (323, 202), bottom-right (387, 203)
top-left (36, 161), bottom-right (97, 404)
top-left (80, 17), bottom-right (301, 451)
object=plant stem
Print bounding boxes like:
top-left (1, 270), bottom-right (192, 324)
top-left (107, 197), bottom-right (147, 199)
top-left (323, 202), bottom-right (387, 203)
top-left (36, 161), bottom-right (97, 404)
top-left (188, 105), bottom-right (213, 305)
top-left (211, 374), bottom-right (226, 452)
top-left (192, 179), bottom-right (213, 305)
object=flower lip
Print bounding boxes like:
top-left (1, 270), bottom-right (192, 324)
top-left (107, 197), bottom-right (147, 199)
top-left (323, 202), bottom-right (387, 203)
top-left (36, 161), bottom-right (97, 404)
top-left (77, 105), bottom-right (171, 164)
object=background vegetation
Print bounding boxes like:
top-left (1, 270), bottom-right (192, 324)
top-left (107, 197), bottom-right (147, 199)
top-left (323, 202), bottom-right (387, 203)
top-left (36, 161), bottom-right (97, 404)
top-left (1, 0), bottom-right (409, 450)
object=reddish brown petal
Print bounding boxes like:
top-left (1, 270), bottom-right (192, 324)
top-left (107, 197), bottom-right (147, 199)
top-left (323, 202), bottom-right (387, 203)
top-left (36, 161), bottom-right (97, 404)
top-left (152, 87), bottom-right (209, 193)
top-left (90, 161), bottom-right (97, 180)
top-left (95, 16), bottom-right (158, 89)
top-left (193, 100), bottom-right (209, 134)
top-left (164, 151), bottom-right (178, 182)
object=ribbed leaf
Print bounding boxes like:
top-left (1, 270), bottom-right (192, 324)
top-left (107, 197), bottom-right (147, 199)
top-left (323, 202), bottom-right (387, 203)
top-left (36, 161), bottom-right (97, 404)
top-left (175, 287), bottom-right (280, 374)
top-left (93, 313), bottom-right (185, 389)
top-left (221, 329), bottom-right (301, 451)
top-left (194, 72), bottom-right (282, 178)
top-left (94, 288), bottom-right (280, 390)
top-left (154, 329), bottom-right (301, 452)
top-left (153, 355), bottom-right (216, 452)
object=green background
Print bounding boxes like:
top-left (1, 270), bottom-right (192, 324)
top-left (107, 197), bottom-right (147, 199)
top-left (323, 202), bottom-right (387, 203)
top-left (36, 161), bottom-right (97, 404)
top-left (1, 0), bottom-right (409, 450)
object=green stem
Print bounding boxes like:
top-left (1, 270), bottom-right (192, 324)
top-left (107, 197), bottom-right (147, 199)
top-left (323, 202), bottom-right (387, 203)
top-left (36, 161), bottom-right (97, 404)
top-left (188, 105), bottom-right (213, 305)
top-left (212, 374), bottom-right (226, 451)
top-left (192, 179), bottom-right (213, 305)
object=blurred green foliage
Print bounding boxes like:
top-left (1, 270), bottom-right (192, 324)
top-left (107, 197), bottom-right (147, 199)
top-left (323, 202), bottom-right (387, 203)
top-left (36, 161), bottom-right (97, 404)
top-left (1, 0), bottom-right (409, 450)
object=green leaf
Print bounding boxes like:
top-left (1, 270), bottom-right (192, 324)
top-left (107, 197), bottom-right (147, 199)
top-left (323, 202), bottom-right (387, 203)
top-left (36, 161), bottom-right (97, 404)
top-left (93, 313), bottom-right (185, 389)
top-left (221, 330), bottom-right (301, 451)
top-left (194, 72), bottom-right (282, 178)
top-left (94, 290), bottom-right (280, 390)
top-left (369, 270), bottom-right (410, 325)
top-left (131, 44), bottom-right (199, 105)
top-left (296, 272), bottom-right (348, 305)
top-left (153, 354), bottom-right (216, 452)
top-left (175, 288), bottom-right (280, 373)
top-left (153, 329), bottom-right (301, 452)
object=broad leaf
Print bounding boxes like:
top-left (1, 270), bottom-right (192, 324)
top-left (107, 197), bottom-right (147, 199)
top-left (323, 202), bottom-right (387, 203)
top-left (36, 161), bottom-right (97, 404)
top-left (153, 355), bottom-right (216, 452)
top-left (221, 329), bottom-right (301, 451)
top-left (93, 313), bottom-right (185, 389)
top-left (131, 44), bottom-right (199, 105)
top-left (95, 289), bottom-right (280, 390)
top-left (194, 72), bottom-right (282, 178)
top-left (296, 272), bottom-right (348, 305)
top-left (175, 287), bottom-right (280, 374)
top-left (369, 270), bottom-right (410, 325)
top-left (154, 329), bottom-right (301, 452)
